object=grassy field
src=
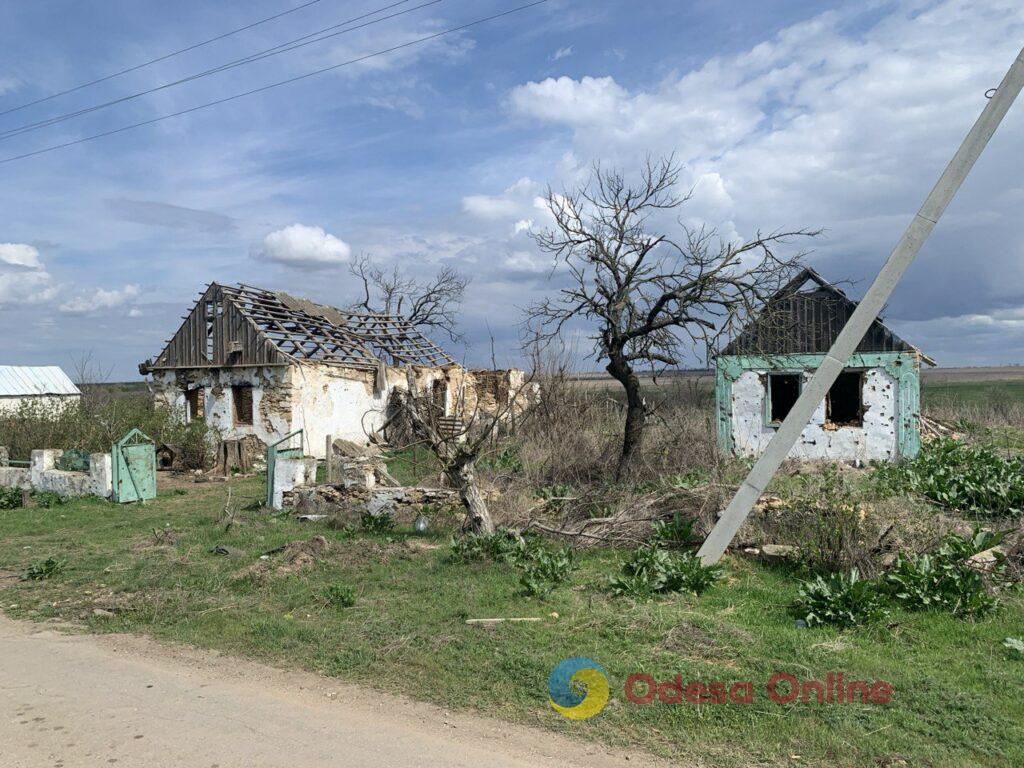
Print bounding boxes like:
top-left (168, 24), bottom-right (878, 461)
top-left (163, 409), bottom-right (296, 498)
top-left (1, 478), bottom-right (1021, 768)
top-left (923, 379), bottom-right (1024, 407)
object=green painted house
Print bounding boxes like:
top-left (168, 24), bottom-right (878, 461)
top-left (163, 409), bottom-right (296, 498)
top-left (715, 268), bottom-right (934, 463)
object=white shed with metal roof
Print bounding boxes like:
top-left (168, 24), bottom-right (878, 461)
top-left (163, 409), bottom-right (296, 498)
top-left (0, 366), bottom-right (81, 414)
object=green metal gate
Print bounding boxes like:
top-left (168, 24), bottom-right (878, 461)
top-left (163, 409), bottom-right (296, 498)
top-left (112, 429), bottom-right (157, 503)
top-left (265, 430), bottom-right (304, 507)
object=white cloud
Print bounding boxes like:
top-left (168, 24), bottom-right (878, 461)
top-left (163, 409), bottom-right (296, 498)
top-left (0, 242), bottom-right (42, 269)
top-left (552, 46), bottom-right (574, 61)
top-left (0, 242), bottom-right (55, 306)
top-left (497, 0), bottom-right (1024, 366)
top-left (0, 270), bottom-right (56, 306)
top-left (59, 284), bottom-right (141, 314)
top-left (253, 224), bottom-right (352, 269)
top-left (0, 76), bottom-right (19, 96)
top-left (462, 177), bottom-right (542, 220)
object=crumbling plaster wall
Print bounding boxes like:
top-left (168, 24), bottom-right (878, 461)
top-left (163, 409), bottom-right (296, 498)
top-left (730, 367), bottom-right (898, 462)
top-left (152, 362), bottom-right (531, 460)
top-left (0, 449), bottom-right (112, 498)
top-left (152, 367), bottom-right (293, 448)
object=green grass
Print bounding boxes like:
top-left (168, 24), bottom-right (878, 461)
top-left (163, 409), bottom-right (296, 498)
top-left (0, 480), bottom-right (1021, 767)
top-left (923, 380), bottom-right (1024, 407)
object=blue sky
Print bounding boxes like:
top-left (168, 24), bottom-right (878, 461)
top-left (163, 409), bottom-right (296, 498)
top-left (1, 0), bottom-right (1023, 379)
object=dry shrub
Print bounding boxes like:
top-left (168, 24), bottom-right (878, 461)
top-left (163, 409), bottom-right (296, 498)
top-left (746, 467), bottom-right (947, 575)
top-left (494, 369), bottom-right (721, 495)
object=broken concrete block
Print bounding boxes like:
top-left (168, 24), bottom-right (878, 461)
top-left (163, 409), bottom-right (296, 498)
top-left (759, 544), bottom-right (799, 563)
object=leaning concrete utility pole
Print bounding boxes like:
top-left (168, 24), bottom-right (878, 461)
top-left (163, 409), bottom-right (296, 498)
top-left (698, 45), bottom-right (1024, 565)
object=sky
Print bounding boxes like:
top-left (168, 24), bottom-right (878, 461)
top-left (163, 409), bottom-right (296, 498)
top-left (1, 0), bottom-right (1023, 380)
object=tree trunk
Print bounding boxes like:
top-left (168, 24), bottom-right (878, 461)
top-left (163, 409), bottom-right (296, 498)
top-left (608, 354), bottom-right (646, 480)
top-left (447, 456), bottom-right (495, 534)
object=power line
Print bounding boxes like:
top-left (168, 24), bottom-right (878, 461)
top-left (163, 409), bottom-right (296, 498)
top-left (0, 0), bottom-right (326, 118)
top-left (0, 1), bottom-right (547, 165)
top-left (0, 0), bottom-right (439, 141)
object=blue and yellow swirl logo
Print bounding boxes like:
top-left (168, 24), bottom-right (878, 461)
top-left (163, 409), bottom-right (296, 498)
top-left (548, 657), bottom-right (609, 720)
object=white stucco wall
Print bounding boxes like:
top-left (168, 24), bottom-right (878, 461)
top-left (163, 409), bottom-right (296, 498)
top-left (731, 367), bottom-right (898, 462)
top-left (288, 364), bottom-right (388, 459)
top-left (0, 394), bottom-right (80, 415)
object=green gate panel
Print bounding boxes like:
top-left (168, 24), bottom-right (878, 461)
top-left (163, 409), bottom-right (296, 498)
top-left (113, 429), bottom-right (157, 503)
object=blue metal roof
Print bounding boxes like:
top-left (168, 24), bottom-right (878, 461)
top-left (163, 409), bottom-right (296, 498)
top-left (0, 366), bottom-right (81, 397)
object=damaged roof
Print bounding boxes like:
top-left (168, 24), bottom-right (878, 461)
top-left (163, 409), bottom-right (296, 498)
top-left (719, 267), bottom-right (935, 364)
top-left (0, 366), bottom-right (81, 397)
top-left (141, 282), bottom-right (455, 373)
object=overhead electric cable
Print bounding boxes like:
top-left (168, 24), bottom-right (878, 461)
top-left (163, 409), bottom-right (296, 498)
top-left (0, 0), bottom-right (438, 141)
top-left (0, 1), bottom-right (548, 165)
top-left (0, 0), bottom-right (325, 117)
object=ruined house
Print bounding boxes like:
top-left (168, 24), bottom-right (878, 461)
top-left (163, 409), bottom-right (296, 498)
top-left (140, 283), bottom-right (526, 459)
top-left (715, 268), bottom-right (934, 463)
top-left (0, 365), bottom-right (81, 415)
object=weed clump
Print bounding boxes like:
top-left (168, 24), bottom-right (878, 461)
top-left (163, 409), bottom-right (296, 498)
top-left (874, 437), bottom-right (1024, 517)
top-left (0, 487), bottom-right (22, 510)
top-left (610, 544), bottom-right (723, 599)
top-left (792, 569), bottom-right (890, 628)
top-left (31, 491), bottom-right (66, 509)
top-left (792, 529), bottom-right (1013, 627)
top-left (322, 584), bottom-right (357, 608)
top-left (883, 529), bottom-right (1010, 618)
top-left (23, 557), bottom-right (65, 581)
top-left (360, 511), bottom-right (396, 534)
top-left (449, 530), bottom-right (576, 597)
top-left (518, 546), bottom-right (576, 597)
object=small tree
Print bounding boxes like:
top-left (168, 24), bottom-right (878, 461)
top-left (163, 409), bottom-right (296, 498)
top-left (389, 371), bottom-right (534, 534)
top-left (350, 254), bottom-right (469, 342)
top-left (527, 157), bottom-right (815, 478)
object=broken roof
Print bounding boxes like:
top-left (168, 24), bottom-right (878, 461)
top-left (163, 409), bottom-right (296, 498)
top-left (719, 267), bottom-right (935, 364)
top-left (143, 282), bottom-right (455, 373)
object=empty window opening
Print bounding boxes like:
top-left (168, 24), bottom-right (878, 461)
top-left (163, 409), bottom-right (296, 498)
top-left (204, 301), bottom-right (216, 362)
top-left (232, 384), bottom-right (254, 426)
top-left (768, 373), bottom-right (801, 424)
top-left (430, 379), bottom-right (447, 418)
top-left (185, 387), bottom-right (205, 422)
top-left (827, 370), bottom-right (864, 426)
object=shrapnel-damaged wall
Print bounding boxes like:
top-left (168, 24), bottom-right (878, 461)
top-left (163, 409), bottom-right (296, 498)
top-left (151, 366), bottom-right (294, 448)
top-left (715, 352), bottom-right (921, 463)
top-left (151, 362), bottom-right (532, 460)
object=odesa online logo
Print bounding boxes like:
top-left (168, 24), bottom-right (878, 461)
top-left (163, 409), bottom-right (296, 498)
top-left (548, 657), bottom-right (610, 720)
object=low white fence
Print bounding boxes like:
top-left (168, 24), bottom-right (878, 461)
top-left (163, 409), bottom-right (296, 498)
top-left (0, 448), bottom-right (112, 499)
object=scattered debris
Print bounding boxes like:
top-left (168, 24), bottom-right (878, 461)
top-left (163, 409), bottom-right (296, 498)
top-left (210, 545), bottom-right (246, 557)
top-left (465, 613), bottom-right (558, 626)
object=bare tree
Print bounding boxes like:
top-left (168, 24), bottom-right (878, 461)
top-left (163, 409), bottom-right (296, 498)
top-left (71, 350), bottom-right (113, 387)
top-left (350, 254), bottom-right (469, 342)
top-left (527, 156), bottom-right (816, 479)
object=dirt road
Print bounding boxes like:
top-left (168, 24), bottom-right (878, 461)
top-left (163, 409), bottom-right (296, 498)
top-left (0, 616), bottom-right (648, 768)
